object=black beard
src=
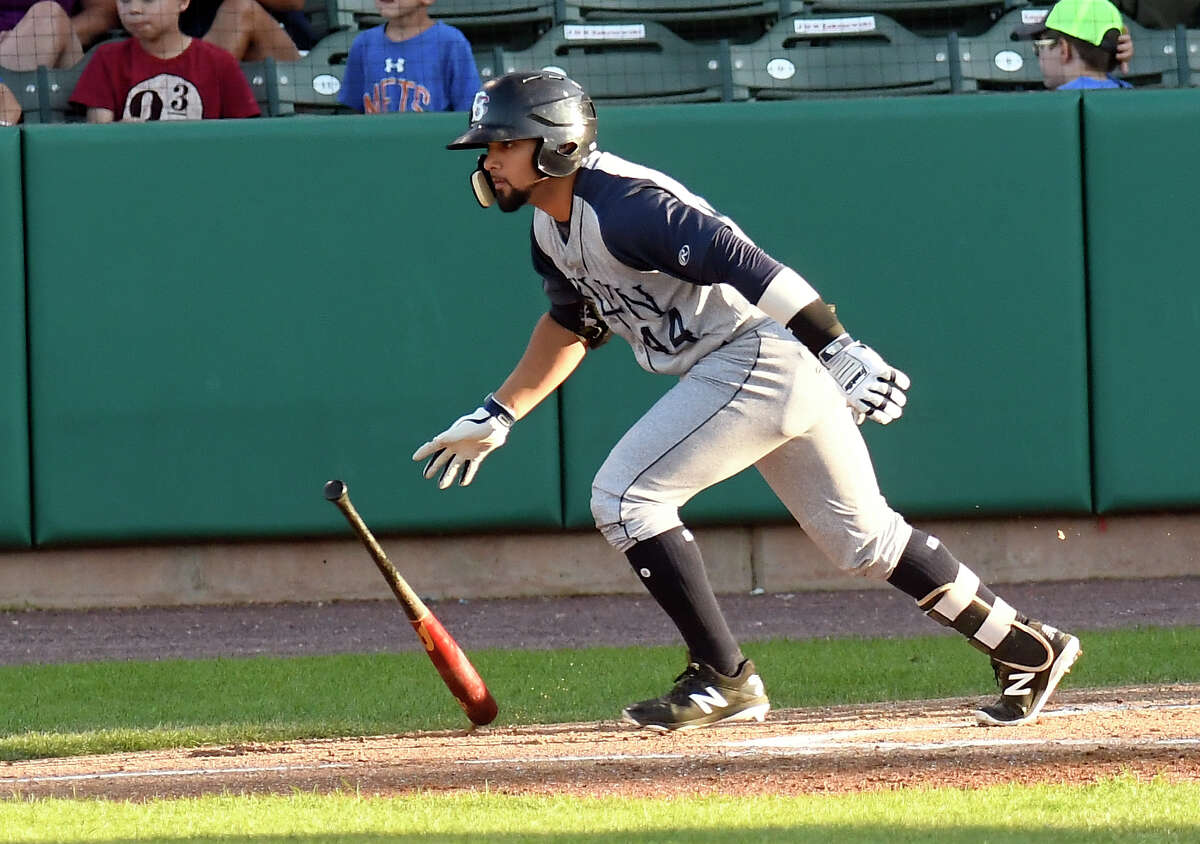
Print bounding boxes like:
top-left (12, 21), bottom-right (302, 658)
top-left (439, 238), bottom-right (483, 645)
top-left (496, 186), bottom-right (532, 213)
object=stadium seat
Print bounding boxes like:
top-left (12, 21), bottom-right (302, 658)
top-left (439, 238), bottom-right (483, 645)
top-left (27, 64), bottom-right (86, 123)
top-left (242, 58), bottom-right (297, 117)
top-left (1116, 19), bottom-right (1185, 86)
top-left (292, 29), bottom-right (355, 113)
top-left (957, 8), bottom-right (1182, 91)
top-left (334, 0), bottom-right (560, 50)
top-left (564, 0), bottom-right (782, 43)
top-left (2, 70), bottom-right (43, 123)
top-left (302, 0), bottom-right (342, 44)
top-left (499, 20), bottom-right (736, 103)
top-left (729, 12), bottom-right (956, 99)
top-left (797, 0), bottom-right (1015, 37)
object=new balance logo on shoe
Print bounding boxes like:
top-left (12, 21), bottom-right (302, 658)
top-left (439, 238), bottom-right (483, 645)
top-left (688, 687), bottom-right (728, 715)
top-left (1003, 672), bottom-right (1036, 697)
top-left (622, 661), bottom-right (770, 731)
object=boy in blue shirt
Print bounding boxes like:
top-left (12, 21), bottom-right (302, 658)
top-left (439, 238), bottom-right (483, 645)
top-left (339, 0), bottom-right (480, 113)
top-left (1018, 0), bottom-right (1133, 89)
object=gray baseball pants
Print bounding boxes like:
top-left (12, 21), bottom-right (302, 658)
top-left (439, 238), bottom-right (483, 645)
top-left (590, 322), bottom-right (912, 578)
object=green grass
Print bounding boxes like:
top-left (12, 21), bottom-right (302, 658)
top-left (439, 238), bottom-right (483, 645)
top-left (1, 626), bottom-right (1197, 761)
top-left (0, 777), bottom-right (1197, 842)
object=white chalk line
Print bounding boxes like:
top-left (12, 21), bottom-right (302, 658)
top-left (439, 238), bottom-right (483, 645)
top-left (3, 762), bottom-right (352, 786)
top-left (456, 699), bottom-right (1200, 765)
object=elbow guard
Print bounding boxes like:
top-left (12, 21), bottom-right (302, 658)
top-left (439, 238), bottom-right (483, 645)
top-left (549, 300), bottom-right (612, 349)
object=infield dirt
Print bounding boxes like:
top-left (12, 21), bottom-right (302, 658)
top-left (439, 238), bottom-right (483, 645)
top-left (2, 577), bottom-right (1198, 800)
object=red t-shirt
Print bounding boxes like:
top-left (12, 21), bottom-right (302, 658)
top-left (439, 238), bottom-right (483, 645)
top-left (71, 38), bottom-right (260, 120)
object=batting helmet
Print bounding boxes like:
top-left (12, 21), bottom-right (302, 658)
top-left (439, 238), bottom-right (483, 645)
top-left (447, 71), bottom-right (598, 178)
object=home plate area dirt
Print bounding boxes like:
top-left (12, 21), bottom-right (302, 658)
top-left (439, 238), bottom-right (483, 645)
top-left (4, 684), bottom-right (1198, 800)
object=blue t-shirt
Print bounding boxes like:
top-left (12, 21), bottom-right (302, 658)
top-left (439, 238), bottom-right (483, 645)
top-left (1058, 75), bottom-right (1132, 90)
top-left (339, 21), bottom-right (481, 113)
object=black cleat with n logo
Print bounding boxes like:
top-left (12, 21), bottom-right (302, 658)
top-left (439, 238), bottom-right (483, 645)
top-left (975, 620), bottom-right (1081, 727)
top-left (622, 659), bottom-right (770, 732)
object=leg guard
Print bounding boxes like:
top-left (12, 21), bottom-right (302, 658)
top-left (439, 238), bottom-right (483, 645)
top-left (918, 567), bottom-right (1054, 673)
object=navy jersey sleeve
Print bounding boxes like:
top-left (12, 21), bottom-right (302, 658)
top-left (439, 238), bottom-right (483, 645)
top-left (591, 182), bottom-right (783, 304)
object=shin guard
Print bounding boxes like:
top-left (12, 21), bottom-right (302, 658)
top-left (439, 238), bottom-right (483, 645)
top-left (918, 567), bottom-right (1054, 672)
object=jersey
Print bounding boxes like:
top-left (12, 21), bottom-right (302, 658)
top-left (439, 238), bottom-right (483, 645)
top-left (532, 150), bottom-right (784, 376)
top-left (337, 22), bottom-right (480, 114)
top-left (70, 38), bottom-right (260, 120)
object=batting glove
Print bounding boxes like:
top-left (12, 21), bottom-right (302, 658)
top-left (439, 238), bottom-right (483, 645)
top-left (818, 334), bottom-right (910, 425)
top-left (412, 394), bottom-right (516, 489)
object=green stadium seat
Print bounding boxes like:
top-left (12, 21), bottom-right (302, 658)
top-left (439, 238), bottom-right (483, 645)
top-left (31, 64), bottom-right (86, 123)
top-left (302, 0), bottom-right (343, 44)
top-left (242, 58), bottom-right (297, 117)
top-left (1117, 20), bottom-right (1184, 86)
top-left (292, 29), bottom-right (355, 113)
top-left (2, 70), bottom-right (42, 123)
top-left (565, 0), bottom-right (782, 43)
top-left (499, 20), bottom-right (736, 103)
top-left (800, 0), bottom-right (1014, 37)
top-left (729, 12), bottom-right (956, 98)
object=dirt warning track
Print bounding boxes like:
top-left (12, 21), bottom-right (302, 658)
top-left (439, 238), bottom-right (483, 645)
top-left (4, 684), bottom-right (1198, 800)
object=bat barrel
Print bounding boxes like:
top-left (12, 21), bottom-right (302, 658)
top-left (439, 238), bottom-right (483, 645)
top-left (323, 479), bottom-right (498, 726)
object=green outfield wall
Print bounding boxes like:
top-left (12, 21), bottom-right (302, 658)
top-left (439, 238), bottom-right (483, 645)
top-left (560, 95), bottom-right (1090, 528)
top-left (1082, 91), bottom-right (1200, 513)
top-left (0, 90), bottom-right (1195, 548)
top-left (0, 130), bottom-right (31, 547)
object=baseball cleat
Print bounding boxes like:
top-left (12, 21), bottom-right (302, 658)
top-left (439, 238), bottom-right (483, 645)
top-left (621, 659), bottom-right (770, 732)
top-left (975, 620), bottom-right (1081, 727)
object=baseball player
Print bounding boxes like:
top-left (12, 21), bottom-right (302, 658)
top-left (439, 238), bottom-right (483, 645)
top-left (414, 70), bottom-right (1081, 731)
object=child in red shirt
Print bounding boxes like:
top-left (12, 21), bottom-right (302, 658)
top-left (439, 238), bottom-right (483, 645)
top-left (71, 0), bottom-right (258, 121)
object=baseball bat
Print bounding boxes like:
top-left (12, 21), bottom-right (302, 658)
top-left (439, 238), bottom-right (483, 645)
top-left (323, 479), bottom-right (498, 726)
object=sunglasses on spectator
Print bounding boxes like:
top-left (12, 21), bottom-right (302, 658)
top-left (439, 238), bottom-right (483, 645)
top-left (1032, 37), bottom-right (1061, 55)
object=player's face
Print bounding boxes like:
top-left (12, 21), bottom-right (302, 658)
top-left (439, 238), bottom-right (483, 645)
top-left (117, 0), bottom-right (187, 41)
top-left (484, 139), bottom-right (542, 213)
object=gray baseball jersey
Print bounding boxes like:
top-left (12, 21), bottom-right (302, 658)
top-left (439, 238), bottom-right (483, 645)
top-left (532, 150), bottom-right (780, 375)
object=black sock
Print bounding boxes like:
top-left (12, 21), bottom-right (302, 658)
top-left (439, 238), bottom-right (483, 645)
top-left (887, 528), bottom-right (997, 607)
top-left (625, 526), bottom-right (744, 676)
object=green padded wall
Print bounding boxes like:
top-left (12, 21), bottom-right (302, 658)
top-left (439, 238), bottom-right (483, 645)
top-left (1084, 90), bottom-right (1200, 513)
top-left (23, 117), bottom-right (560, 544)
top-left (561, 96), bottom-right (1093, 529)
top-left (0, 129), bottom-right (31, 547)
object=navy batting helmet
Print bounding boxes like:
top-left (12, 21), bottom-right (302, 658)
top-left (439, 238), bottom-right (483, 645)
top-left (447, 71), bottom-right (598, 178)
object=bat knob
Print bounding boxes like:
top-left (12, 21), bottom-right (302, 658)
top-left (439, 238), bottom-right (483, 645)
top-left (323, 479), bottom-right (347, 501)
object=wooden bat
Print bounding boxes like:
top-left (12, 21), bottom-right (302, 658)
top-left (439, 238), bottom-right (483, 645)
top-left (323, 479), bottom-right (498, 726)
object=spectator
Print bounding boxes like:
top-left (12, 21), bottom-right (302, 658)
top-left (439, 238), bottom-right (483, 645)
top-left (181, 0), bottom-right (301, 62)
top-left (1018, 0), bottom-right (1133, 89)
top-left (0, 74), bottom-right (20, 122)
top-left (70, 0), bottom-right (261, 121)
top-left (0, 0), bottom-right (83, 70)
top-left (339, 0), bottom-right (480, 114)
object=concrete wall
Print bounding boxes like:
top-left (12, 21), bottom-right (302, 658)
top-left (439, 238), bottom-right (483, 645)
top-left (3, 512), bottom-right (1197, 609)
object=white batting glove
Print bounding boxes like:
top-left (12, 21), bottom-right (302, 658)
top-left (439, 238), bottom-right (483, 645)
top-left (412, 394), bottom-right (516, 489)
top-left (818, 334), bottom-right (910, 425)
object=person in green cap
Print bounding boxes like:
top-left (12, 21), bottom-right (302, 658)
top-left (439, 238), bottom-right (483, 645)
top-left (1017, 0), bottom-right (1134, 89)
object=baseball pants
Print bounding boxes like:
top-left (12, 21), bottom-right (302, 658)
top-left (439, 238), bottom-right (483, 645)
top-left (590, 322), bottom-right (912, 578)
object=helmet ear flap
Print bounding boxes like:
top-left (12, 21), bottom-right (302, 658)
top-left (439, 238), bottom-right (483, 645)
top-left (470, 153), bottom-right (496, 208)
